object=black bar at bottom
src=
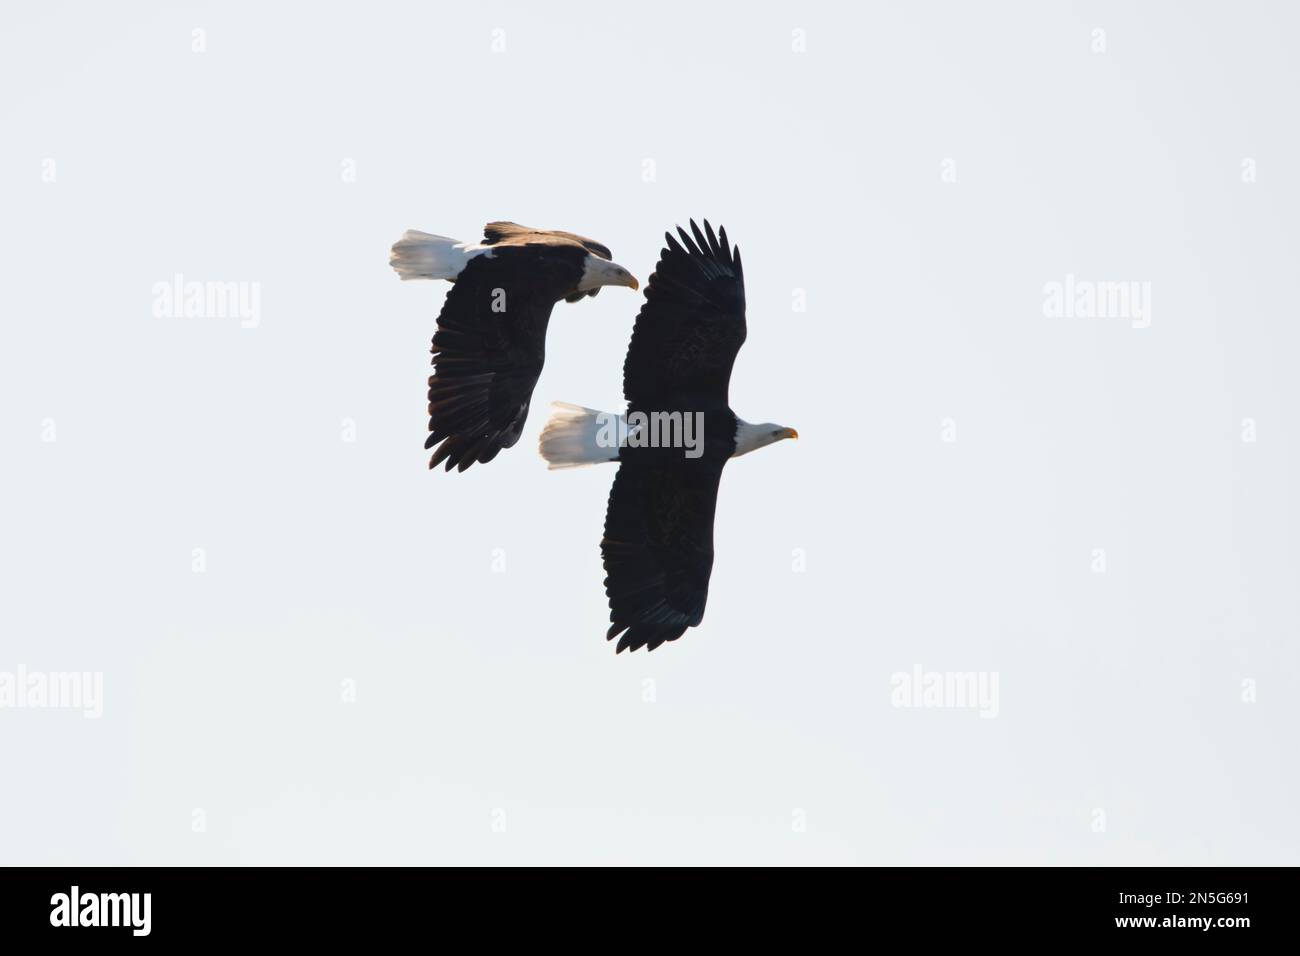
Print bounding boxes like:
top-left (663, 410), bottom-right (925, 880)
top-left (0, 866), bottom-right (1283, 942)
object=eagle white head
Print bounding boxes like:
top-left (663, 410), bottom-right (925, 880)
top-left (577, 255), bottom-right (639, 292)
top-left (734, 420), bottom-right (799, 457)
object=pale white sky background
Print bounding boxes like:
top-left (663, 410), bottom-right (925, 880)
top-left (1, 1), bottom-right (1297, 864)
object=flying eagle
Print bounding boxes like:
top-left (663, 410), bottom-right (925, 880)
top-left (390, 222), bottom-right (639, 471)
top-left (539, 220), bottom-right (797, 652)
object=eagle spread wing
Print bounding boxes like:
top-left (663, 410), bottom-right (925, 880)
top-left (426, 224), bottom-right (604, 471)
top-left (602, 457), bottom-right (725, 652)
top-left (622, 219), bottom-right (746, 410)
top-left (601, 220), bottom-right (747, 651)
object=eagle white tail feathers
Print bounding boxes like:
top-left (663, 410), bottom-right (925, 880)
top-left (389, 230), bottom-right (485, 281)
top-left (539, 403), bottom-right (621, 469)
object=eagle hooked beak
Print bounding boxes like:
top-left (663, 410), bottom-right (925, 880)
top-left (785, 427), bottom-right (799, 441)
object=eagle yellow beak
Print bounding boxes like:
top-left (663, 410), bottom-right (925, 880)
top-left (629, 276), bottom-right (640, 291)
top-left (787, 428), bottom-right (799, 440)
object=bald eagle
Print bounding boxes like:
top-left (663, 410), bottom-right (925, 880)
top-left (539, 221), bottom-right (797, 652)
top-left (390, 222), bottom-right (639, 471)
